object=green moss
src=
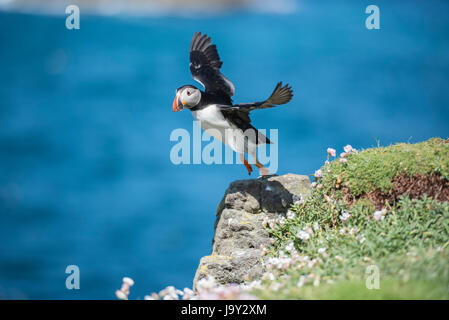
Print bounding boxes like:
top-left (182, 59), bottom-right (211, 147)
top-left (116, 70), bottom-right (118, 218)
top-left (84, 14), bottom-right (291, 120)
top-left (254, 138), bottom-right (449, 300)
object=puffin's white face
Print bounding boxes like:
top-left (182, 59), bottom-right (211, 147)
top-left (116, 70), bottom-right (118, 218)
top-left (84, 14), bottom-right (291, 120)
top-left (173, 86), bottom-right (201, 112)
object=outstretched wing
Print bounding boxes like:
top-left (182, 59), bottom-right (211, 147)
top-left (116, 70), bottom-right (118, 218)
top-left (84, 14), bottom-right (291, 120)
top-left (190, 32), bottom-right (235, 100)
top-left (220, 82), bottom-right (293, 143)
top-left (230, 82), bottom-right (293, 111)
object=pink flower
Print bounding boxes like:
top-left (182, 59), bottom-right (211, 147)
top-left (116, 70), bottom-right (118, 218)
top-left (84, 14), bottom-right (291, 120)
top-left (314, 169), bottom-right (323, 178)
top-left (339, 212), bottom-right (350, 222)
top-left (373, 208), bottom-right (387, 221)
top-left (340, 152), bottom-right (347, 158)
top-left (327, 148), bottom-right (336, 157)
top-left (340, 158), bottom-right (347, 163)
top-left (311, 182), bottom-right (317, 188)
top-left (297, 230), bottom-right (310, 241)
top-left (344, 145), bottom-right (353, 153)
top-left (325, 160), bottom-right (330, 165)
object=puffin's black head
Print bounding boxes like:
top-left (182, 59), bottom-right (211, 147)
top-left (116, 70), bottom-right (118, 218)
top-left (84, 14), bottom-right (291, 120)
top-left (173, 85), bottom-right (201, 112)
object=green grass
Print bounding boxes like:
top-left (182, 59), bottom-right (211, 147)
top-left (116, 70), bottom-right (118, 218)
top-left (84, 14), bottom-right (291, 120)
top-left (253, 138), bottom-right (449, 299)
top-left (321, 137), bottom-right (449, 197)
top-left (255, 277), bottom-right (449, 300)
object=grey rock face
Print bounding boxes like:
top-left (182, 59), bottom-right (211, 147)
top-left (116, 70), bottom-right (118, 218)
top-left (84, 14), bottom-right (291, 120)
top-left (193, 174), bottom-right (311, 289)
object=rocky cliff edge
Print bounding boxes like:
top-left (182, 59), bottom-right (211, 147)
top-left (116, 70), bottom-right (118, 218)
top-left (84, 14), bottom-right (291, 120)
top-left (193, 173), bottom-right (312, 290)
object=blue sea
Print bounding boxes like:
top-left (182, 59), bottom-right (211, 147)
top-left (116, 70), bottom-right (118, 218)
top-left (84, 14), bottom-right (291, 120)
top-left (0, 0), bottom-right (448, 299)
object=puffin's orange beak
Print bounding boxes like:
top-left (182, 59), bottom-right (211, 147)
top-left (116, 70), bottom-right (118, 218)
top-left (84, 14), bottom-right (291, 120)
top-left (173, 95), bottom-right (182, 112)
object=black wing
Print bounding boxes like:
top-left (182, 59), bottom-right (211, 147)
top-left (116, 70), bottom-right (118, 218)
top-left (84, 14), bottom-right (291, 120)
top-left (190, 32), bottom-right (235, 101)
top-left (229, 82), bottom-right (293, 111)
top-left (220, 82), bottom-right (293, 144)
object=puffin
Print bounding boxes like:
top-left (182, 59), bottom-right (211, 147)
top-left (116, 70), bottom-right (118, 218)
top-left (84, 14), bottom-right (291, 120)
top-left (173, 32), bottom-right (293, 176)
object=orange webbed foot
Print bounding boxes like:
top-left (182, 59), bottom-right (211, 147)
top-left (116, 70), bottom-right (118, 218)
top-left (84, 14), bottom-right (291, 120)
top-left (244, 160), bottom-right (253, 175)
top-left (255, 162), bottom-right (269, 178)
top-left (240, 153), bottom-right (253, 175)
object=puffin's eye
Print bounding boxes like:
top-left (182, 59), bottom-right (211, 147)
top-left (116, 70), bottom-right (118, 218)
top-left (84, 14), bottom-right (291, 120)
top-left (186, 91), bottom-right (191, 96)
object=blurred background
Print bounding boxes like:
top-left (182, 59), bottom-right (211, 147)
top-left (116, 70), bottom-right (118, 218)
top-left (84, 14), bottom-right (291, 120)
top-left (0, 0), bottom-right (448, 299)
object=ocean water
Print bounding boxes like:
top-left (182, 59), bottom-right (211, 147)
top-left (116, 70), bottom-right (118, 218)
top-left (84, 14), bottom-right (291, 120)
top-left (0, 0), bottom-right (448, 299)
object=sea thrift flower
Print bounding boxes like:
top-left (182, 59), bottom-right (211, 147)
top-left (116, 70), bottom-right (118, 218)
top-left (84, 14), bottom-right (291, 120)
top-left (318, 247), bottom-right (328, 258)
top-left (327, 148), bottom-right (336, 157)
top-left (182, 288), bottom-right (195, 300)
top-left (339, 211), bottom-right (350, 222)
top-left (115, 276), bottom-right (134, 300)
top-left (311, 182), bottom-right (317, 188)
top-left (325, 160), bottom-right (330, 165)
top-left (278, 216), bottom-right (286, 226)
top-left (314, 169), bottom-right (323, 178)
top-left (213, 285), bottom-right (246, 300)
top-left (340, 158), bottom-right (347, 163)
top-left (159, 286), bottom-right (181, 300)
top-left (373, 208), bottom-right (387, 221)
top-left (140, 279), bottom-right (258, 301)
top-left (197, 276), bottom-right (216, 292)
top-left (297, 230), bottom-right (310, 241)
top-left (286, 210), bottom-right (295, 219)
top-left (244, 280), bottom-right (262, 291)
top-left (340, 152), bottom-right (347, 158)
top-left (116, 290), bottom-right (128, 300)
top-left (197, 291), bottom-right (219, 300)
top-left (285, 242), bottom-right (295, 252)
top-left (304, 226), bottom-right (313, 235)
top-left (123, 277), bottom-right (134, 286)
top-left (343, 145), bottom-right (353, 153)
top-left (313, 222), bottom-right (320, 231)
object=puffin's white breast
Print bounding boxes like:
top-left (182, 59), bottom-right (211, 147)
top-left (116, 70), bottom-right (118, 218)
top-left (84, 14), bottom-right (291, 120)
top-left (191, 104), bottom-right (229, 129)
top-left (191, 104), bottom-right (257, 154)
top-left (191, 105), bottom-right (231, 143)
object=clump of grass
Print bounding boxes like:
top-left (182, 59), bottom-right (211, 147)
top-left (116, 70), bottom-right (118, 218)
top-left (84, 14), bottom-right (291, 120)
top-left (254, 138), bottom-right (449, 299)
top-left (322, 138), bottom-right (449, 197)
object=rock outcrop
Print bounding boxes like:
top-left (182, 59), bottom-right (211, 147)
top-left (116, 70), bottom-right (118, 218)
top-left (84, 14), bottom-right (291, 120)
top-left (193, 174), bottom-right (311, 290)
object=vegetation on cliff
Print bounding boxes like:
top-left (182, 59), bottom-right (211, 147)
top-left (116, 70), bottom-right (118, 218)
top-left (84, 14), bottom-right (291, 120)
top-left (254, 138), bottom-right (449, 299)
